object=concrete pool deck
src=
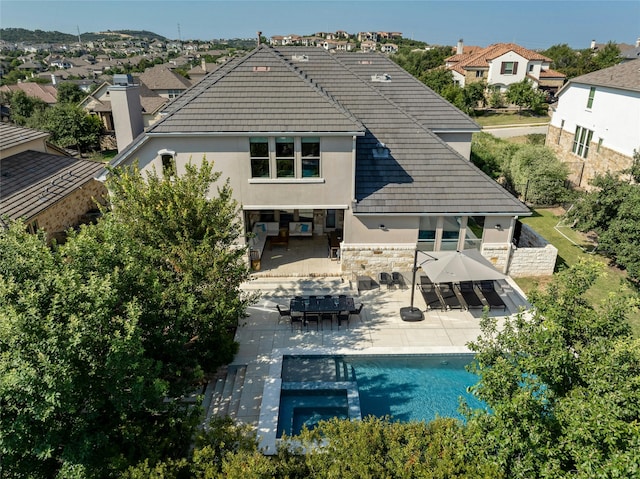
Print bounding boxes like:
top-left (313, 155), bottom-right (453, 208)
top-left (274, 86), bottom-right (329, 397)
top-left (219, 275), bottom-right (531, 443)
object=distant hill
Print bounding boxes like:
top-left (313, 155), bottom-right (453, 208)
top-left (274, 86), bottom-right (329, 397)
top-left (0, 28), bottom-right (168, 44)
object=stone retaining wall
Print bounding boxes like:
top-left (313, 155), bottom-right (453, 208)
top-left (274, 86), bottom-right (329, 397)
top-left (340, 245), bottom-right (415, 280)
top-left (508, 223), bottom-right (557, 277)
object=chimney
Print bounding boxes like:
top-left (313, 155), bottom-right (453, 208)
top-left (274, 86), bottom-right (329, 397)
top-left (257, 31), bottom-right (262, 46)
top-left (590, 39), bottom-right (596, 49)
top-left (457, 38), bottom-right (464, 55)
top-left (201, 57), bottom-right (206, 72)
top-left (636, 37), bottom-right (640, 48)
top-left (50, 74), bottom-right (56, 85)
top-left (109, 75), bottom-right (144, 152)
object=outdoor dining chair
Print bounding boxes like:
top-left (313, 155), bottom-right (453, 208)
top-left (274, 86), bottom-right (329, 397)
top-left (304, 311), bottom-right (320, 331)
top-left (349, 303), bottom-right (364, 322)
top-left (276, 304), bottom-right (291, 324)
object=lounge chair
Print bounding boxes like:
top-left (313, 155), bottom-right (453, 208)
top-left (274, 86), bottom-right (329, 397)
top-left (391, 272), bottom-right (406, 289)
top-left (478, 281), bottom-right (507, 311)
top-left (457, 281), bottom-right (484, 310)
top-left (438, 282), bottom-right (463, 310)
top-left (379, 272), bottom-right (392, 289)
top-left (419, 283), bottom-right (444, 311)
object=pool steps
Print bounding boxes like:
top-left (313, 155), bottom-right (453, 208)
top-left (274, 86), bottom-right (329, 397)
top-left (203, 364), bottom-right (248, 428)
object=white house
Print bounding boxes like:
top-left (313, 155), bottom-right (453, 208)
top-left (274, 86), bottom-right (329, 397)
top-left (446, 42), bottom-right (565, 94)
top-left (546, 59), bottom-right (640, 188)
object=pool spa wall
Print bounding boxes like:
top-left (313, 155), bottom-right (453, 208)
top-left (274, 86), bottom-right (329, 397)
top-left (258, 353), bottom-right (361, 455)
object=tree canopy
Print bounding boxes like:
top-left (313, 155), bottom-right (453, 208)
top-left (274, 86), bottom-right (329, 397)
top-left (565, 151), bottom-right (640, 283)
top-left (0, 159), bottom-right (251, 477)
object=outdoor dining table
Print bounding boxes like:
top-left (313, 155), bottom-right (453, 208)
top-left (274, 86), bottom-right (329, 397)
top-left (290, 296), bottom-right (355, 327)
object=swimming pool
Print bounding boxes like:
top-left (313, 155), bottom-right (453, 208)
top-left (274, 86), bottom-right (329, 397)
top-left (276, 354), bottom-right (483, 437)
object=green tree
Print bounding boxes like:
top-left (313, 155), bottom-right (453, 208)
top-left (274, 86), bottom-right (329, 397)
top-left (593, 41), bottom-right (622, 70)
top-left (104, 159), bottom-right (251, 379)
top-left (565, 153), bottom-right (640, 282)
top-left (0, 221), bottom-right (197, 478)
top-left (505, 79), bottom-right (536, 115)
top-left (4, 89), bottom-right (47, 125)
top-left (467, 260), bottom-right (640, 478)
top-left (0, 160), bottom-right (251, 476)
top-left (27, 103), bottom-right (103, 152)
top-left (419, 67), bottom-right (454, 94)
top-left (504, 144), bottom-right (569, 205)
top-left (57, 82), bottom-right (85, 104)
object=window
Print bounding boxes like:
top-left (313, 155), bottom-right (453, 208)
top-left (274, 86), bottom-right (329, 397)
top-left (250, 137), bottom-right (270, 178)
top-left (572, 126), bottom-right (594, 159)
top-left (167, 89), bottom-right (182, 99)
top-left (276, 137), bottom-right (294, 178)
top-left (301, 137), bottom-right (320, 178)
top-left (528, 64), bottom-right (534, 72)
top-left (597, 138), bottom-right (603, 152)
top-left (26, 219), bottom-right (39, 234)
top-left (158, 149), bottom-right (176, 178)
top-left (475, 70), bottom-right (484, 78)
top-left (500, 61), bottom-right (518, 75)
top-left (326, 209), bottom-right (336, 229)
top-left (587, 87), bottom-right (596, 108)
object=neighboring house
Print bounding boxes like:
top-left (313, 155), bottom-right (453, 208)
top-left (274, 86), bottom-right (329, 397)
top-left (103, 45), bottom-right (530, 277)
top-left (380, 44), bottom-right (398, 54)
top-left (0, 123), bottom-right (107, 235)
top-left (187, 59), bottom-right (219, 84)
top-left (445, 41), bottom-right (566, 94)
top-left (136, 64), bottom-right (191, 99)
top-left (620, 38), bottom-right (640, 62)
top-left (79, 79), bottom-right (167, 132)
top-left (0, 81), bottom-right (58, 105)
top-left (360, 41), bottom-right (377, 53)
top-left (546, 59), bottom-right (640, 189)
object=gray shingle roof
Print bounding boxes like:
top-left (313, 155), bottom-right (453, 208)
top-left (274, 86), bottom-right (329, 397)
top-left (0, 150), bottom-right (105, 222)
top-left (150, 47), bottom-right (363, 134)
top-left (128, 45), bottom-right (528, 216)
top-left (562, 59), bottom-right (640, 93)
top-left (0, 122), bottom-right (49, 152)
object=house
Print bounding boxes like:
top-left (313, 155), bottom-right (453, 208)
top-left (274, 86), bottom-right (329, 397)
top-left (0, 123), bottom-right (107, 236)
top-left (546, 59), bottom-right (640, 189)
top-left (445, 41), bottom-right (566, 95)
top-left (103, 45), bottom-right (530, 277)
top-left (136, 64), bottom-right (191, 99)
top-left (360, 41), bottom-right (377, 53)
top-left (79, 78), bottom-right (167, 135)
top-left (0, 81), bottom-right (58, 105)
top-left (380, 44), bottom-right (398, 54)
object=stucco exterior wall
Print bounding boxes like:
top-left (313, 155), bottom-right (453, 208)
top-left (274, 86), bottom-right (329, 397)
top-left (487, 52), bottom-right (528, 88)
top-left (35, 179), bottom-right (108, 234)
top-left (1, 137), bottom-right (49, 158)
top-left (433, 132), bottom-right (474, 160)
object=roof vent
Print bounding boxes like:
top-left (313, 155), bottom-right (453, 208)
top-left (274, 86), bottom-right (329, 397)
top-left (359, 60), bottom-right (373, 65)
top-left (252, 66), bottom-right (271, 72)
top-left (372, 142), bottom-right (390, 159)
top-left (371, 73), bottom-right (391, 82)
top-left (292, 54), bottom-right (309, 62)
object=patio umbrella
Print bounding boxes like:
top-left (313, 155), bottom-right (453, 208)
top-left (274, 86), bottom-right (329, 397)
top-left (418, 249), bottom-right (506, 283)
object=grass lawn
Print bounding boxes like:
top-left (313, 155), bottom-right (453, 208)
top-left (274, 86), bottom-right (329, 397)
top-left (473, 110), bottom-right (550, 127)
top-left (517, 208), bottom-right (640, 337)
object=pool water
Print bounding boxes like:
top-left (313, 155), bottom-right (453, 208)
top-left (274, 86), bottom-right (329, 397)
top-left (277, 354), bottom-right (484, 436)
top-left (348, 355), bottom-right (484, 422)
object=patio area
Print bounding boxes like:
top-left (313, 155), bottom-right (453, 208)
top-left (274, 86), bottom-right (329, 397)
top-left (207, 271), bottom-right (531, 435)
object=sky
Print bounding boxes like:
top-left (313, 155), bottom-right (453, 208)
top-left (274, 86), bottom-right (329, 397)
top-left (1, 0), bottom-right (638, 50)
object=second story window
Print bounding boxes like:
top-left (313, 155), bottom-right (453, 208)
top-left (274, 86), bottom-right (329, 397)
top-left (587, 87), bottom-right (596, 109)
top-left (168, 89), bottom-right (182, 99)
top-left (500, 61), bottom-right (518, 75)
top-left (250, 137), bottom-right (270, 178)
top-left (158, 149), bottom-right (176, 178)
top-left (301, 137), bottom-right (320, 178)
top-left (276, 137), bottom-right (294, 178)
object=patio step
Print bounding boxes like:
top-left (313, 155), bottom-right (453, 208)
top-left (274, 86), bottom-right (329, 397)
top-left (206, 365), bottom-right (247, 422)
top-left (242, 277), bottom-right (354, 297)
